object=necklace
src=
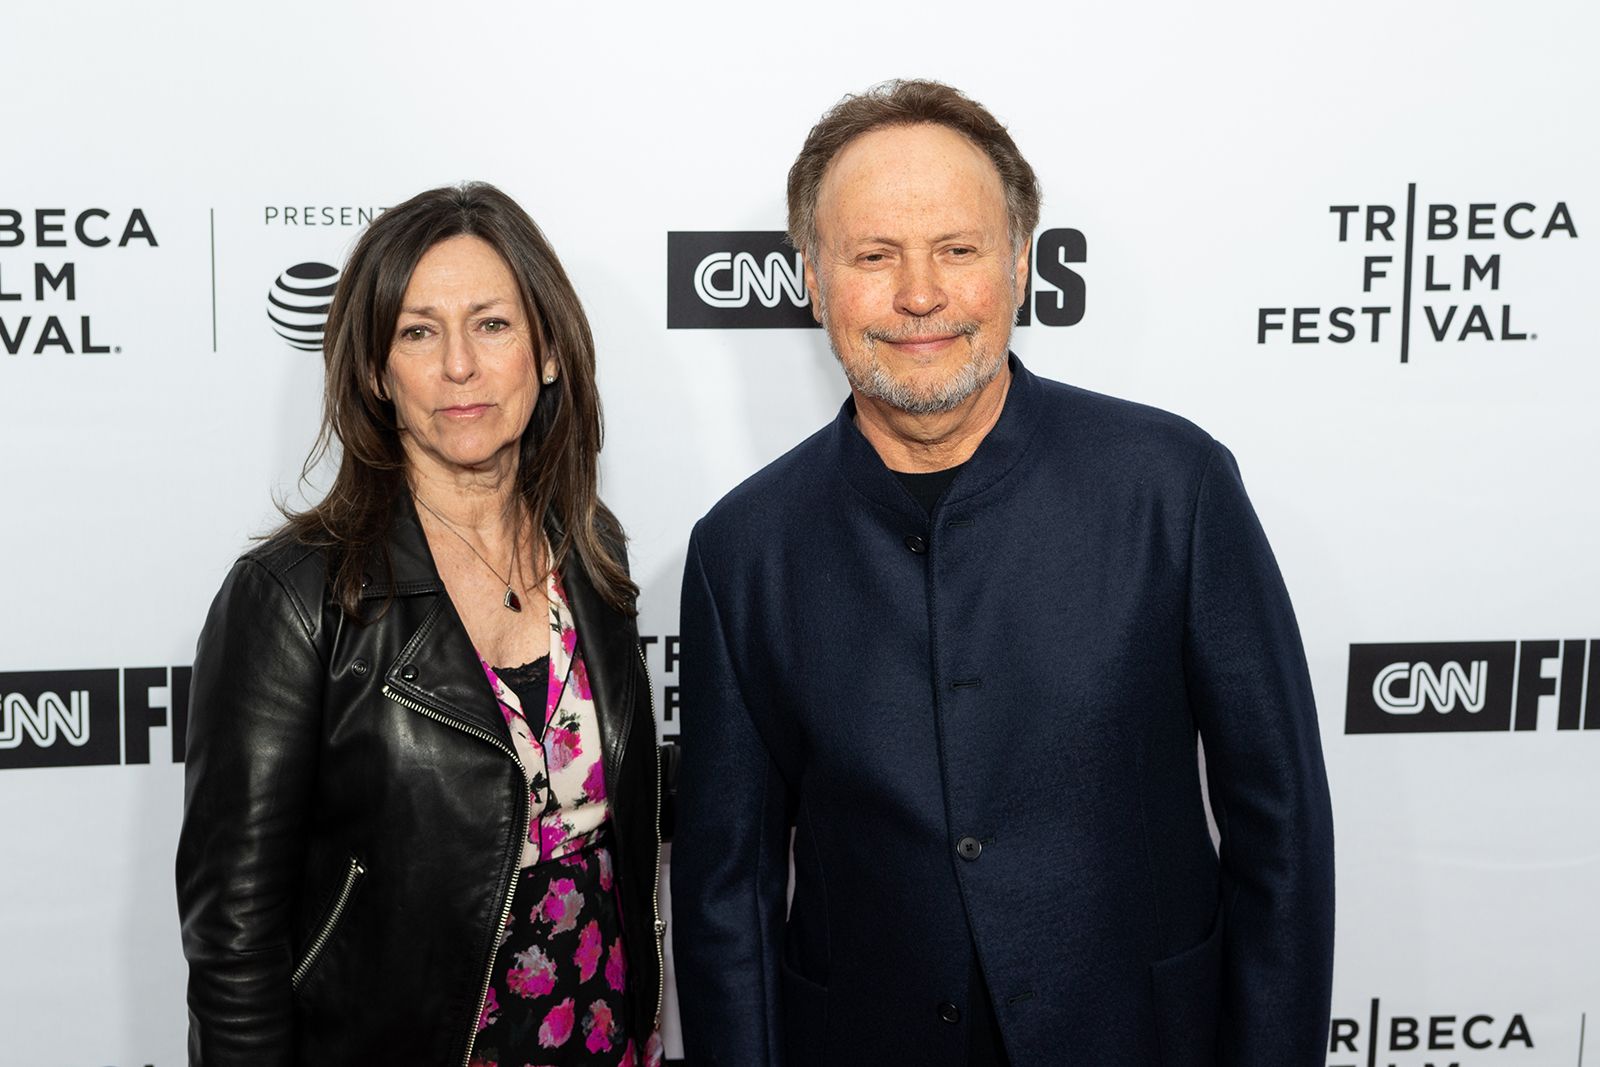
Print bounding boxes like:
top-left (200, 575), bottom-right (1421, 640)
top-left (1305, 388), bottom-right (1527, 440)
top-left (413, 493), bottom-right (524, 612)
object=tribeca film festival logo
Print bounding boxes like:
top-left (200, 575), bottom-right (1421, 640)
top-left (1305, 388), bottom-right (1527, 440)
top-left (0, 207), bottom-right (157, 355)
top-left (1258, 186), bottom-right (1577, 362)
top-left (666, 229), bottom-right (1086, 329)
top-left (1345, 639), bottom-right (1599, 734)
top-left (1328, 997), bottom-right (1557, 1067)
top-left (0, 667), bottom-right (190, 770)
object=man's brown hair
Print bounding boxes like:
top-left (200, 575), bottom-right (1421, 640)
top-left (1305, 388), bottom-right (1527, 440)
top-left (786, 78), bottom-right (1042, 258)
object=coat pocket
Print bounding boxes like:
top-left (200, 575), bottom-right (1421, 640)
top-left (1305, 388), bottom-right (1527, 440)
top-left (1149, 906), bottom-right (1224, 1067)
top-left (779, 954), bottom-right (828, 1065)
top-left (291, 855), bottom-right (366, 991)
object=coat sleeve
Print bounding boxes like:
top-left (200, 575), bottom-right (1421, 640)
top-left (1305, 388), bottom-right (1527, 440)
top-left (671, 529), bottom-right (794, 1067)
top-left (175, 558), bottom-right (326, 1066)
top-left (1183, 441), bottom-right (1335, 1066)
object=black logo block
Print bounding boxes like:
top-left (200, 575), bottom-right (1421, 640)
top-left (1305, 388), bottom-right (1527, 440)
top-left (1345, 642), bottom-right (1517, 734)
top-left (0, 669), bottom-right (123, 769)
top-left (667, 232), bottom-right (816, 329)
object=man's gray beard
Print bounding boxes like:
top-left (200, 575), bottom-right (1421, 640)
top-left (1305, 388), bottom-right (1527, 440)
top-left (821, 306), bottom-right (1010, 417)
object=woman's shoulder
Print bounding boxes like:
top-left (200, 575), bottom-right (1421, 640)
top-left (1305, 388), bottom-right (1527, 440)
top-left (225, 529), bottom-right (338, 631)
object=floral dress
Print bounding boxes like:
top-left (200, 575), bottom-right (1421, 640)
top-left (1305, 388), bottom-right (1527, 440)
top-left (469, 569), bottom-right (661, 1067)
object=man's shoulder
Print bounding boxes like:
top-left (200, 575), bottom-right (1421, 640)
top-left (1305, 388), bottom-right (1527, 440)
top-left (692, 420), bottom-right (836, 546)
top-left (1032, 373), bottom-right (1217, 471)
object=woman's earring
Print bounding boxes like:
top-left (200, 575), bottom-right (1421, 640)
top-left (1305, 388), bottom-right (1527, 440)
top-left (542, 374), bottom-right (556, 385)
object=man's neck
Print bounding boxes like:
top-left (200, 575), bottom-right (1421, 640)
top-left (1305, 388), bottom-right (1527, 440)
top-left (852, 363), bottom-right (1012, 473)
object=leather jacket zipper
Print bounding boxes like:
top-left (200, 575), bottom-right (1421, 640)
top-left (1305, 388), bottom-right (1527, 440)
top-left (381, 684), bottom-right (529, 1067)
top-left (290, 855), bottom-right (365, 989)
top-left (638, 644), bottom-right (667, 1032)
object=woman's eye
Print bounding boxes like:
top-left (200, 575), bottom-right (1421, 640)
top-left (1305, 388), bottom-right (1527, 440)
top-left (399, 324), bottom-right (428, 341)
top-left (482, 318), bottom-right (508, 333)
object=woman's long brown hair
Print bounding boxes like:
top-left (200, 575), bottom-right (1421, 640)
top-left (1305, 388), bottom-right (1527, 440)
top-left (278, 182), bottom-right (637, 618)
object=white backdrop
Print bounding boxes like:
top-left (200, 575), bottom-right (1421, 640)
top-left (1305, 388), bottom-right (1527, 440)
top-left (2, 2), bottom-right (1596, 1065)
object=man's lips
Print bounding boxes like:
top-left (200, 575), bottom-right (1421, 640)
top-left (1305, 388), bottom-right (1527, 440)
top-left (881, 333), bottom-right (962, 354)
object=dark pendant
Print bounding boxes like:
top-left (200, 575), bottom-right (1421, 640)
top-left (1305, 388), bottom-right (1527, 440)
top-left (503, 587), bottom-right (522, 612)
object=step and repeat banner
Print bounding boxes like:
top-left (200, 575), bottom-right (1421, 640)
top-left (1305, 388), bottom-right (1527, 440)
top-left (2, 2), bottom-right (1596, 1065)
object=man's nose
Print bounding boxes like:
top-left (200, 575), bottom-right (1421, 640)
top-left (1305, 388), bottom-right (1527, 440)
top-left (893, 256), bottom-right (947, 318)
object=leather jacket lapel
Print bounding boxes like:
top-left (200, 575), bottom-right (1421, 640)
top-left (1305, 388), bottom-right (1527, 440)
top-left (363, 496), bottom-right (510, 747)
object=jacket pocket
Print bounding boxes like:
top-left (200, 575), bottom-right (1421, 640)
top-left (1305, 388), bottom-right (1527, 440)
top-left (779, 954), bottom-right (828, 1065)
top-left (1149, 906), bottom-right (1224, 1067)
top-left (291, 855), bottom-right (366, 990)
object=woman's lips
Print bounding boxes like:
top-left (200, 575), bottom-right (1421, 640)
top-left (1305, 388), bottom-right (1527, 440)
top-left (440, 403), bottom-right (492, 418)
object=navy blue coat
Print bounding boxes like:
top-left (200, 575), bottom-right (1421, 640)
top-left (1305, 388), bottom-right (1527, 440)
top-left (672, 357), bottom-right (1334, 1067)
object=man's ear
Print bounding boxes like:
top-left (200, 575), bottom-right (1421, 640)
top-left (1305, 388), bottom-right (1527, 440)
top-left (804, 253), bottom-right (824, 325)
top-left (1012, 237), bottom-right (1032, 310)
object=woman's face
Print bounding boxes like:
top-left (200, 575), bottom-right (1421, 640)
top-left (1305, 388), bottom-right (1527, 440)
top-left (384, 235), bottom-right (554, 483)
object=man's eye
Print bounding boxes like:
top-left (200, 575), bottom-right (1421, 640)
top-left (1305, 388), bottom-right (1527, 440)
top-left (948, 247), bottom-right (974, 257)
top-left (860, 253), bottom-right (887, 264)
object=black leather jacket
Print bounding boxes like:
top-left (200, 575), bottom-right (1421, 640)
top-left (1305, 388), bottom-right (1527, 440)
top-left (176, 501), bottom-right (663, 1065)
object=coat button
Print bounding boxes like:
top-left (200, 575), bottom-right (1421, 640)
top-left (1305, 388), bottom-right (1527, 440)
top-left (904, 534), bottom-right (927, 554)
top-left (352, 659), bottom-right (370, 677)
top-left (400, 664), bottom-right (418, 682)
top-left (957, 836), bottom-right (983, 861)
top-left (938, 1001), bottom-right (961, 1024)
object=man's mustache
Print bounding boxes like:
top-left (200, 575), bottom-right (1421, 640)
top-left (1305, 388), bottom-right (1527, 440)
top-left (861, 320), bottom-right (980, 344)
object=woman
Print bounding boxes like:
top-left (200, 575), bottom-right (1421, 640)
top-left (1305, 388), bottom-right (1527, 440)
top-left (176, 183), bottom-right (663, 1067)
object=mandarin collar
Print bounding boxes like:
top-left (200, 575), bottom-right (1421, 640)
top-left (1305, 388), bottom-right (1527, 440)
top-left (833, 352), bottom-right (1042, 521)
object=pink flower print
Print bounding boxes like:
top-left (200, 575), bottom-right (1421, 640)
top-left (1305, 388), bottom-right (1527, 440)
top-left (645, 1031), bottom-right (664, 1067)
top-left (468, 1055), bottom-right (497, 1067)
top-left (583, 999), bottom-right (616, 1053)
top-left (605, 937), bottom-right (627, 992)
top-left (573, 654), bottom-right (592, 700)
top-left (536, 877), bottom-right (585, 934)
top-left (476, 985), bottom-right (500, 1032)
top-left (597, 847), bottom-right (614, 892)
top-left (538, 818), bottom-right (568, 860)
top-left (574, 919), bottom-right (603, 982)
top-left (617, 1042), bottom-right (636, 1067)
top-left (562, 626), bottom-right (578, 659)
top-left (545, 725), bottom-right (581, 771)
top-left (537, 997), bottom-right (576, 1048)
top-left (582, 759), bottom-right (607, 802)
top-left (506, 944), bottom-right (558, 999)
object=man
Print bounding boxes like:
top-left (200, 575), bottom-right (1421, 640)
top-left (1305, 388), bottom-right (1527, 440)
top-left (672, 79), bottom-right (1334, 1067)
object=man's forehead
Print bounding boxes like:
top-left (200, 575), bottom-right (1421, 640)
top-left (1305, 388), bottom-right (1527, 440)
top-left (816, 123), bottom-right (1008, 240)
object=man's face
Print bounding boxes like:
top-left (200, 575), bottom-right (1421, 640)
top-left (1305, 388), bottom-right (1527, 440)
top-left (805, 122), bottom-right (1029, 417)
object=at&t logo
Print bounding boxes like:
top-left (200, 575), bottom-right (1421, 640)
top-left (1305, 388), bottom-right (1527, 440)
top-left (267, 261), bottom-right (340, 352)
